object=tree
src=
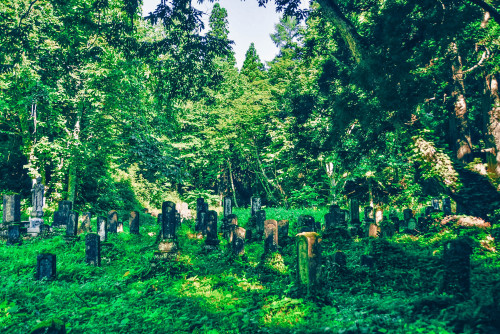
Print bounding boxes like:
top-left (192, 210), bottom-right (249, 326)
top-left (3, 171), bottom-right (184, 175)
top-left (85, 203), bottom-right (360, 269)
top-left (241, 43), bottom-right (266, 82)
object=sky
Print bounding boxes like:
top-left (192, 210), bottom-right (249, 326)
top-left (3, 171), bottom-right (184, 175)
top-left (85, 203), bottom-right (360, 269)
top-left (142, 0), bottom-right (308, 68)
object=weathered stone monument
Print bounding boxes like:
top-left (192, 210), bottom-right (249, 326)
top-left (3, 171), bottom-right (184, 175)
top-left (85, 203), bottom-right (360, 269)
top-left (129, 211), bottom-right (140, 235)
top-left (298, 215), bottom-right (316, 233)
top-left (442, 238), bottom-right (472, 297)
top-left (350, 198), bottom-right (360, 224)
top-left (66, 211), bottom-right (79, 236)
top-left (250, 197), bottom-right (261, 217)
top-left (195, 197), bottom-right (205, 232)
top-left (443, 197), bottom-right (452, 216)
top-left (31, 177), bottom-right (44, 218)
top-left (97, 216), bottom-right (107, 241)
top-left (223, 197), bottom-right (232, 217)
top-left (277, 219), bottom-right (290, 246)
top-left (36, 253), bottom-right (56, 280)
top-left (3, 194), bottom-right (21, 224)
top-left (107, 210), bottom-right (118, 234)
top-left (7, 224), bottom-right (21, 245)
top-left (296, 232), bottom-right (321, 294)
top-left (53, 201), bottom-right (72, 227)
top-left (204, 210), bottom-right (220, 250)
top-left (85, 233), bottom-right (101, 266)
top-left (264, 220), bottom-right (278, 254)
top-left (157, 201), bottom-right (178, 259)
top-left (232, 226), bottom-right (246, 256)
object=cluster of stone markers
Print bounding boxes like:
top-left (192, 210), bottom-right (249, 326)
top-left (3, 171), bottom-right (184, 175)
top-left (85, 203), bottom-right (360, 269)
top-left (1, 179), bottom-right (470, 297)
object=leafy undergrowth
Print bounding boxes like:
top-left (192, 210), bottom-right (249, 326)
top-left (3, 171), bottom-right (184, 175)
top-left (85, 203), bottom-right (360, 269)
top-left (0, 209), bottom-right (499, 333)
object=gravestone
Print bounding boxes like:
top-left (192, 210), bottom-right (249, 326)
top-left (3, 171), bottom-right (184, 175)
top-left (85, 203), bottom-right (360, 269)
top-left (80, 212), bottom-right (92, 233)
top-left (7, 225), bottom-right (21, 245)
top-left (407, 217), bottom-right (417, 230)
top-left (255, 209), bottom-right (266, 238)
top-left (250, 197), bottom-right (261, 217)
top-left (443, 197), bottom-right (452, 216)
top-left (53, 201), bottom-right (72, 227)
top-left (59, 200), bottom-right (72, 213)
top-left (39, 224), bottom-right (51, 237)
top-left (117, 221), bottom-right (124, 233)
top-left (277, 220), bottom-right (289, 245)
top-left (350, 198), bottom-right (360, 224)
top-left (232, 226), bottom-right (246, 256)
top-left (298, 215), bottom-right (316, 233)
top-left (224, 214), bottom-right (238, 242)
top-left (296, 232), bottom-right (321, 293)
top-left (264, 220), bottom-right (278, 254)
top-left (431, 198), bottom-right (440, 212)
top-left (204, 210), bottom-right (220, 249)
top-left (223, 197), bottom-right (232, 217)
top-left (129, 211), bottom-right (139, 235)
top-left (85, 233), bottom-right (101, 266)
top-left (360, 255), bottom-right (374, 269)
top-left (443, 238), bottom-right (472, 297)
top-left (97, 216), bottom-right (107, 241)
top-left (36, 253), bottom-right (56, 280)
top-left (3, 194), bottom-right (21, 224)
top-left (195, 197), bottom-right (205, 231)
top-left (31, 177), bottom-right (44, 218)
top-left (380, 218), bottom-right (395, 238)
top-left (161, 202), bottom-right (176, 240)
top-left (66, 211), bottom-right (79, 236)
top-left (198, 211), bottom-right (208, 237)
top-left (107, 210), bottom-right (118, 234)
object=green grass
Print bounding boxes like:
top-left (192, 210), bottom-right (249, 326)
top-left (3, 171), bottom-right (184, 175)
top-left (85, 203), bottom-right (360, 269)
top-left (0, 209), bottom-right (499, 333)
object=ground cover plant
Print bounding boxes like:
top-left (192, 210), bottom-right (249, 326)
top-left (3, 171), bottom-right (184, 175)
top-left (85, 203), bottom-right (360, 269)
top-left (1, 207), bottom-right (499, 333)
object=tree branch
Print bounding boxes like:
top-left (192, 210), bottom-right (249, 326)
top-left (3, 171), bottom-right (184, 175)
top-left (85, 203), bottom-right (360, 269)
top-left (468, 0), bottom-right (500, 25)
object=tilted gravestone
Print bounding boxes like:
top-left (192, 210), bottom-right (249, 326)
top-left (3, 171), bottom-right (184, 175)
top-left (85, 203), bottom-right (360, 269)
top-left (66, 211), bottom-right (79, 236)
top-left (443, 197), bottom-right (452, 216)
top-left (85, 233), bottom-right (101, 266)
top-left (250, 197), bottom-right (261, 217)
top-left (36, 253), bottom-right (56, 280)
top-left (296, 232), bottom-right (321, 294)
top-left (97, 216), bottom-right (107, 242)
top-left (204, 210), bottom-right (220, 249)
top-left (3, 194), bottom-right (21, 224)
top-left (80, 212), bottom-right (92, 233)
top-left (107, 210), bottom-right (118, 234)
top-left (7, 225), bottom-right (21, 245)
top-left (264, 220), bottom-right (278, 254)
top-left (232, 226), bottom-right (246, 256)
top-left (129, 211), bottom-right (140, 234)
top-left (442, 238), bottom-right (472, 297)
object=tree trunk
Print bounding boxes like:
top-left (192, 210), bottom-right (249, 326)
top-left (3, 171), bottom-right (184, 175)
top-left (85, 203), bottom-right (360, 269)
top-left (67, 109), bottom-right (82, 203)
top-left (487, 74), bottom-right (500, 177)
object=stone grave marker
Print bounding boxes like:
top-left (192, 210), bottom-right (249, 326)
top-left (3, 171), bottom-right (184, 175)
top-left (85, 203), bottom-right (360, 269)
top-left (431, 198), bottom-right (440, 212)
top-left (36, 254), bottom-right (56, 280)
top-left (350, 198), bottom-right (360, 224)
top-left (223, 197), bottom-right (232, 217)
top-left (195, 197), bottom-right (205, 231)
top-left (85, 233), bottom-right (101, 266)
top-left (264, 219), bottom-right (278, 254)
top-left (232, 226), bottom-right (246, 256)
top-left (296, 232), bottom-right (321, 293)
top-left (255, 209), bottom-right (266, 238)
top-left (443, 197), bottom-right (452, 216)
top-left (3, 194), bottom-right (21, 224)
top-left (224, 214), bottom-right (238, 242)
top-left (31, 177), bottom-right (44, 219)
top-left (53, 201), bottom-right (72, 227)
top-left (443, 238), bottom-right (472, 297)
top-left (277, 220), bottom-right (289, 245)
top-left (107, 210), bottom-right (118, 234)
top-left (80, 212), bottom-right (92, 233)
top-left (250, 197), bottom-right (261, 217)
top-left (298, 215), bottom-right (316, 233)
top-left (97, 216), bottom-right (107, 241)
top-left (407, 217), bottom-right (417, 230)
top-left (204, 210), bottom-right (220, 249)
top-left (7, 225), bottom-right (21, 245)
top-left (161, 202), bottom-right (176, 240)
top-left (198, 211), bottom-right (208, 237)
top-left (129, 211), bottom-right (139, 235)
top-left (66, 211), bottom-right (79, 236)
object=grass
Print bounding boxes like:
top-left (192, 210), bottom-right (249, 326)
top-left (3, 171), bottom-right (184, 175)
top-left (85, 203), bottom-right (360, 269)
top-left (0, 208), bottom-right (499, 333)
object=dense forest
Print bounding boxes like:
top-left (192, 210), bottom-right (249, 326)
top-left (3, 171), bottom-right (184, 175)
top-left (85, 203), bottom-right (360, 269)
top-left (1, 0), bottom-right (500, 333)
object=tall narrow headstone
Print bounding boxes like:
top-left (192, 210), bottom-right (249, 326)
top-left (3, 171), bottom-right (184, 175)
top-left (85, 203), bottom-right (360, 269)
top-left (129, 211), bottom-right (139, 234)
top-left (31, 177), bottom-right (44, 218)
top-left (53, 201), bottom-right (72, 227)
top-left (264, 220), bottom-right (278, 254)
top-left (161, 202), bottom-right (176, 240)
top-left (85, 233), bottom-right (101, 266)
top-left (107, 210), bottom-right (118, 234)
top-left (298, 215), bottom-right (316, 233)
top-left (350, 198), bottom-right (360, 224)
top-left (205, 210), bottom-right (220, 249)
top-left (195, 197), bottom-right (205, 231)
top-left (250, 197), bottom-right (261, 217)
top-left (7, 225), bottom-right (21, 245)
top-left (443, 197), bottom-right (452, 216)
top-left (199, 211), bottom-right (208, 236)
top-left (443, 239), bottom-right (472, 297)
top-left (223, 197), bottom-right (232, 217)
top-left (80, 212), bottom-right (92, 233)
top-left (66, 211), bottom-right (79, 236)
top-left (36, 254), bottom-right (56, 280)
top-left (3, 194), bottom-right (21, 224)
top-left (97, 216), bottom-right (107, 241)
top-left (296, 232), bottom-right (321, 293)
top-left (232, 227), bottom-right (246, 256)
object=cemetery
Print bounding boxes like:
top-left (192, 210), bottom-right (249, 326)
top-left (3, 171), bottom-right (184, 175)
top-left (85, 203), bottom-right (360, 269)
top-left (2, 0), bottom-right (500, 333)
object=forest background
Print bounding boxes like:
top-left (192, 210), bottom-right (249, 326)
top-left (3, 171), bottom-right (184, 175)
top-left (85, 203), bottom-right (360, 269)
top-left (1, 0), bottom-right (500, 219)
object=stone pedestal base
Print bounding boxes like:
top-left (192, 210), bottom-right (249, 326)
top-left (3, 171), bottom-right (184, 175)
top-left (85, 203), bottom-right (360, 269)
top-left (156, 240), bottom-right (179, 261)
